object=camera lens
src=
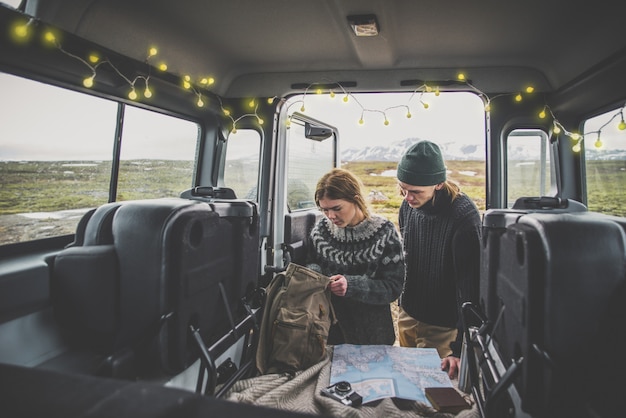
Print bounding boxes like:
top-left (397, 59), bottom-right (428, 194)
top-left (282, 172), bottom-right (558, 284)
top-left (335, 381), bottom-right (351, 394)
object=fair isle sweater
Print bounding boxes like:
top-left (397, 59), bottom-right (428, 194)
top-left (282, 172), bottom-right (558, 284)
top-left (306, 214), bottom-right (406, 345)
top-left (399, 189), bottom-right (482, 356)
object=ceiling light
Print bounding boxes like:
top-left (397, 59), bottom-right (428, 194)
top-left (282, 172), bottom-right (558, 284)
top-left (347, 14), bottom-right (379, 37)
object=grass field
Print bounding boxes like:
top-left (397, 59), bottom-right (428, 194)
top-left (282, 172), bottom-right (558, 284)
top-left (1, 158), bottom-right (625, 245)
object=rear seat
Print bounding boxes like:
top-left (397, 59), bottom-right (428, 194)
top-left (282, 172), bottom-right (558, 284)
top-left (472, 202), bottom-right (626, 417)
top-left (46, 197), bottom-right (260, 382)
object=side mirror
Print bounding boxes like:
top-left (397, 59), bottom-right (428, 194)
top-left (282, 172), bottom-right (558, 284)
top-left (305, 122), bottom-right (333, 141)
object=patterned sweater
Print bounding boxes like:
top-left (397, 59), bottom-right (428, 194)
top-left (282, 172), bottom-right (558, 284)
top-left (306, 214), bottom-right (406, 345)
top-left (399, 189), bottom-right (482, 356)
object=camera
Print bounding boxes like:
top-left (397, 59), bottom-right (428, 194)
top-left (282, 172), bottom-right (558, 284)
top-left (320, 381), bottom-right (363, 407)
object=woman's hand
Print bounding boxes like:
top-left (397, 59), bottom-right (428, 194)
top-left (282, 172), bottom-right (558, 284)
top-left (328, 275), bottom-right (348, 296)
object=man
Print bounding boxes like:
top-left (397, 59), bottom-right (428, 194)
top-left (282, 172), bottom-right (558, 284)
top-left (396, 140), bottom-right (482, 379)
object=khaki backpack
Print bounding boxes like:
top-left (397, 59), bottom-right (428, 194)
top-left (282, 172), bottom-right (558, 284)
top-left (255, 263), bottom-right (336, 375)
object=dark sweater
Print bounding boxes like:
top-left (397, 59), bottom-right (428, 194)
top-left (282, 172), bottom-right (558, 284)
top-left (399, 189), bottom-right (481, 356)
top-left (306, 214), bottom-right (406, 345)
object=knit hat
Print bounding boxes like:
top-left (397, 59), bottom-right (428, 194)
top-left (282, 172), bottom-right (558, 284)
top-left (397, 140), bottom-right (447, 186)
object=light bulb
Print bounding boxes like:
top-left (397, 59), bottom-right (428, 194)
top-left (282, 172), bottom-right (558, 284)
top-left (526, 86), bottom-right (534, 93)
top-left (14, 23), bottom-right (29, 38)
top-left (144, 87), bottom-right (152, 98)
top-left (316, 88), bottom-right (322, 95)
top-left (44, 31), bottom-right (56, 44)
top-left (358, 118), bottom-right (364, 125)
top-left (573, 143), bottom-right (581, 153)
top-left (231, 127), bottom-right (237, 134)
top-left (267, 97), bottom-right (275, 104)
top-left (457, 73), bottom-right (466, 81)
top-left (300, 105), bottom-right (305, 112)
top-left (422, 102), bottom-right (429, 109)
top-left (197, 97), bottom-right (204, 107)
top-left (539, 109), bottom-right (546, 119)
top-left (183, 81), bottom-right (191, 89)
top-left (83, 76), bottom-right (94, 88)
top-left (148, 47), bottom-right (158, 57)
top-left (571, 133), bottom-right (580, 141)
top-left (553, 124), bottom-right (561, 134)
top-left (485, 103), bottom-right (491, 112)
top-left (158, 63), bottom-right (168, 71)
top-left (223, 109), bottom-right (231, 116)
top-left (384, 119), bottom-right (389, 126)
top-left (258, 118), bottom-right (264, 125)
top-left (435, 87), bottom-right (440, 96)
top-left (406, 112), bottom-right (412, 119)
top-left (248, 100), bottom-right (255, 108)
top-left (619, 120), bottom-right (626, 130)
top-left (330, 91), bottom-right (336, 98)
top-left (595, 138), bottom-right (603, 149)
top-left (128, 89), bottom-right (137, 100)
top-left (343, 95), bottom-right (349, 103)
top-left (515, 93), bottom-right (522, 102)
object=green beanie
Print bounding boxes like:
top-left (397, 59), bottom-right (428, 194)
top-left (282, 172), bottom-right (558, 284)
top-left (397, 140), bottom-right (447, 186)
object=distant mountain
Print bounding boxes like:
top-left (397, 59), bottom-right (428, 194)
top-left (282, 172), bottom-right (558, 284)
top-left (341, 138), bottom-right (626, 161)
top-left (341, 138), bottom-right (485, 161)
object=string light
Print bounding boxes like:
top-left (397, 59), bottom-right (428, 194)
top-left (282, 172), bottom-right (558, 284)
top-left (9, 16), bottom-right (625, 150)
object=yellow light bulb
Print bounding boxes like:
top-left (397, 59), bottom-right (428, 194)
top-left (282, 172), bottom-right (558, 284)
top-left (183, 81), bottom-right (191, 89)
top-left (425, 85), bottom-right (432, 93)
top-left (526, 86), bottom-right (534, 93)
top-left (384, 119), bottom-right (390, 126)
top-left (457, 73), bottom-right (466, 81)
top-left (571, 133), bottom-right (580, 141)
top-left (343, 95), bottom-right (349, 103)
top-left (14, 24), bottom-right (29, 38)
top-left (144, 87), bottom-right (152, 98)
top-left (485, 103), bottom-right (491, 112)
top-left (184, 75), bottom-right (191, 81)
top-left (619, 120), bottom-right (626, 130)
top-left (158, 63), bottom-right (168, 71)
top-left (406, 112), bottom-right (412, 119)
top-left (197, 97), bottom-right (204, 107)
top-left (358, 118), bottom-right (364, 125)
top-left (207, 77), bottom-right (215, 85)
top-left (595, 138), bottom-right (603, 149)
top-left (573, 143), bottom-right (581, 153)
top-left (148, 47), bottom-right (158, 57)
top-left (223, 109), bottom-right (231, 116)
top-left (88, 54), bottom-right (99, 64)
top-left (553, 125), bottom-right (561, 134)
top-left (83, 76), bottom-right (94, 88)
top-left (286, 119), bottom-right (292, 128)
top-left (316, 88), bottom-right (322, 95)
top-left (435, 87), bottom-right (440, 96)
top-left (248, 100), bottom-right (255, 108)
top-left (267, 97), bottom-right (275, 104)
top-left (539, 110), bottom-right (546, 119)
top-left (44, 31), bottom-right (56, 44)
top-left (515, 93), bottom-right (522, 102)
top-left (231, 127), bottom-right (237, 134)
top-left (330, 91), bottom-right (336, 98)
top-left (128, 89), bottom-right (137, 100)
top-left (258, 118), bottom-right (264, 125)
top-left (422, 102), bottom-right (429, 109)
top-left (300, 105), bottom-right (306, 112)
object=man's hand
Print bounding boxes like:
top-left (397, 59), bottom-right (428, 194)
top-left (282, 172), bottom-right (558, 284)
top-left (441, 355), bottom-right (460, 379)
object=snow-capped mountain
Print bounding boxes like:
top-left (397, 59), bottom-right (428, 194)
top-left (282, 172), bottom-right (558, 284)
top-left (341, 138), bottom-right (485, 161)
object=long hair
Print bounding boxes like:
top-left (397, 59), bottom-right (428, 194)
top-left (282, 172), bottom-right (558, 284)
top-left (433, 180), bottom-right (461, 205)
top-left (314, 168), bottom-right (370, 219)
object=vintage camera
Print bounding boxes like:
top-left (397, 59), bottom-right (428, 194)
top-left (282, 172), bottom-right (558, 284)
top-left (320, 381), bottom-right (363, 407)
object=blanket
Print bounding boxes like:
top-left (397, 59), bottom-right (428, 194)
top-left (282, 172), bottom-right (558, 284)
top-left (223, 353), bottom-right (480, 418)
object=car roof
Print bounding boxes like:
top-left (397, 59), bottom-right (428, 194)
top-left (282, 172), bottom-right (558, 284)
top-left (20, 0), bottom-right (626, 99)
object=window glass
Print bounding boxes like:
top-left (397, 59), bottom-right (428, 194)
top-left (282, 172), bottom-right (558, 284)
top-left (116, 106), bottom-right (197, 201)
top-left (0, 72), bottom-right (199, 246)
top-left (584, 107), bottom-right (626, 216)
top-left (506, 129), bottom-right (554, 207)
top-left (0, 73), bottom-right (117, 245)
top-left (223, 129), bottom-right (261, 200)
top-left (286, 118), bottom-right (335, 210)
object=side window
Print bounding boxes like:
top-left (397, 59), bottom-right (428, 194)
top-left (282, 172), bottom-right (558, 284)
top-left (0, 73), bottom-right (117, 245)
top-left (223, 129), bottom-right (261, 200)
top-left (0, 72), bottom-right (199, 246)
top-left (116, 106), bottom-right (197, 201)
top-left (506, 129), bottom-right (554, 207)
top-left (583, 107), bottom-right (626, 216)
top-left (286, 116), bottom-right (336, 210)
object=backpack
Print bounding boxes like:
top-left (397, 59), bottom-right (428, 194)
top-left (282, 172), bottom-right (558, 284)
top-left (255, 263), bottom-right (336, 375)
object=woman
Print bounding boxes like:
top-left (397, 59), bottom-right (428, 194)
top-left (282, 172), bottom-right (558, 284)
top-left (306, 168), bottom-right (406, 345)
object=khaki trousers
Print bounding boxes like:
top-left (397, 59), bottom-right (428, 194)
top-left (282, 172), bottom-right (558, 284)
top-left (397, 307), bottom-right (457, 358)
